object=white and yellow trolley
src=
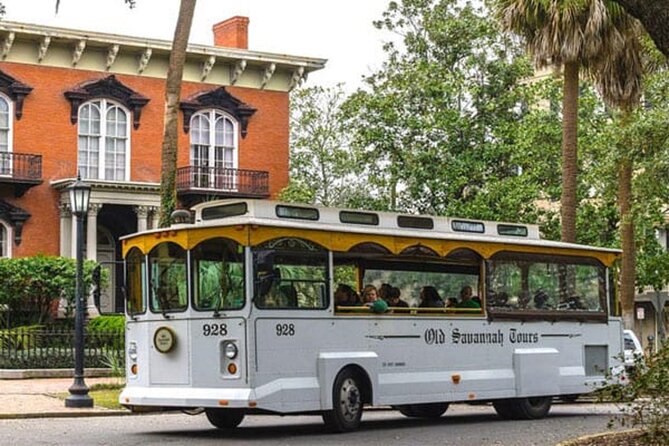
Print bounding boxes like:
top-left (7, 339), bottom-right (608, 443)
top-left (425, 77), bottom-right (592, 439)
top-left (120, 199), bottom-right (624, 432)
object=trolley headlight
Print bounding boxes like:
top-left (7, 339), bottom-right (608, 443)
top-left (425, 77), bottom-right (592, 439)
top-left (128, 341), bottom-right (138, 361)
top-left (223, 342), bottom-right (238, 360)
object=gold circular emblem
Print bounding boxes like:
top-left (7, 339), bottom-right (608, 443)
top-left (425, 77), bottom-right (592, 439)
top-left (153, 326), bottom-right (176, 354)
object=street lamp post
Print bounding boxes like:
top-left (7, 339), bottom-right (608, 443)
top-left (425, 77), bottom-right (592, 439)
top-left (65, 175), bottom-right (94, 408)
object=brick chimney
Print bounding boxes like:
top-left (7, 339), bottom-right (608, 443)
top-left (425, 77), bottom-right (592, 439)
top-left (213, 16), bottom-right (249, 49)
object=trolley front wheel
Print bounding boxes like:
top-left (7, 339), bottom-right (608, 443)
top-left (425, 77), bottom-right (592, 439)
top-left (205, 408), bottom-right (245, 429)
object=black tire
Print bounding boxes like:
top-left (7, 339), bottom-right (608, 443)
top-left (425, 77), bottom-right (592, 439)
top-left (398, 403), bottom-right (449, 418)
top-left (205, 408), bottom-right (245, 429)
top-left (323, 368), bottom-right (364, 432)
top-left (560, 394), bottom-right (580, 403)
top-left (493, 397), bottom-right (552, 420)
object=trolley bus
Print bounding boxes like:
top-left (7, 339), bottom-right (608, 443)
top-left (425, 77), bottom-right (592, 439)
top-left (119, 199), bottom-right (624, 432)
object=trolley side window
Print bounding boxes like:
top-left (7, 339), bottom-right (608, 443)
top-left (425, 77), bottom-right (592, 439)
top-left (192, 237), bottom-right (245, 311)
top-left (487, 252), bottom-right (606, 318)
top-left (253, 237), bottom-right (328, 310)
top-left (148, 242), bottom-right (188, 314)
top-left (125, 247), bottom-right (146, 315)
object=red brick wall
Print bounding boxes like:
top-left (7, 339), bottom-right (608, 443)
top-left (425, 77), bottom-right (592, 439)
top-left (0, 62), bottom-right (289, 258)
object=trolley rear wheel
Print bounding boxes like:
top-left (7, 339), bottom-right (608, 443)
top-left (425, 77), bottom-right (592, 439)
top-left (493, 397), bottom-right (552, 420)
top-left (205, 408), bottom-right (245, 429)
top-left (398, 402), bottom-right (449, 418)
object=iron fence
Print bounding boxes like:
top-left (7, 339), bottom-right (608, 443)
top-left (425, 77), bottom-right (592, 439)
top-left (176, 165), bottom-right (269, 197)
top-left (0, 152), bottom-right (42, 181)
top-left (0, 327), bottom-right (124, 369)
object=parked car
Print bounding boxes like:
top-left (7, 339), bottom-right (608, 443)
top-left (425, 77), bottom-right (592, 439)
top-left (623, 329), bottom-right (644, 372)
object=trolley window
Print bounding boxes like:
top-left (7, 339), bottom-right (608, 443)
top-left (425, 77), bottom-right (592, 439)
top-left (148, 242), bottom-right (188, 314)
top-left (125, 248), bottom-right (146, 315)
top-left (192, 238), bottom-right (245, 311)
top-left (253, 237), bottom-right (328, 309)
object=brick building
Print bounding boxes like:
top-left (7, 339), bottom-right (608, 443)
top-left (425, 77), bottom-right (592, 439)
top-left (0, 17), bottom-right (325, 312)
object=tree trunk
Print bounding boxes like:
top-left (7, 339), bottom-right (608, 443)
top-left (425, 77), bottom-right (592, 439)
top-left (619, 157), bottom-right (636, 330)
top-left (159, 0), bottom-right (197, 227)
top-left (613, 0), bottom-right (669, 58)
top-left (560, 61), bottom-right (579, 243)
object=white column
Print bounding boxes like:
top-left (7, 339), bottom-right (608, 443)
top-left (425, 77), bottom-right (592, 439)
top-left (85, 203), bottom-right (102, 317)
top-left (59, 204), bottom-right (72, 258)
top-left (148, 206), bottom-right (159, 230)
top-left (86, 204), bottom-right (102, 262)
top-left (134, 206), bottom-right (150, 232)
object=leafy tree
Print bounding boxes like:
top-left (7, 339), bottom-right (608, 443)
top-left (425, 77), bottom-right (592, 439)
top-left (281, 85), bottom-right (366, 207)
top-left (343, 0), bottom-right (539, 221)
top-left (613, 0), bottom-right (669, 58)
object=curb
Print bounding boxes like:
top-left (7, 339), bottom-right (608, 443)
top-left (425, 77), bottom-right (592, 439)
top-left (0, 368), bottom-right (114, 379)
top-left (0, 410), bottom-right (131, 420)
top-left (555, 429), bottom-right (641, 446)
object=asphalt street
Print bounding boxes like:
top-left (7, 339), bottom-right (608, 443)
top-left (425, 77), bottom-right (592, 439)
top-left (0, 402), bottom-right (623, 446)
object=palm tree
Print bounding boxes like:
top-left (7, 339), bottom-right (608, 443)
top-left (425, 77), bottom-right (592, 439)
top-left (494, 0), bottom-right (640, 243)
top-left (592, 21), bottom-right (644, 330)
top-left (159, 0), bottom-right (197, 227)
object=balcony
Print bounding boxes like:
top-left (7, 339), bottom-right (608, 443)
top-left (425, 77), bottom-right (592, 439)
top-left (176, 166), bottom-right (269, 206)
top-left (0, 152), bottom-right (43, 197)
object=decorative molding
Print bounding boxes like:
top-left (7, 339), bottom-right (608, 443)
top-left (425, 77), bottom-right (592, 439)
top-left (72, 39), bottom-right (86, 66)
top-left (138, 47), bottom-right (152, 74)
top-left (106, 44), bottom-right (120, 70)
top-left (59, 203), bottom-right (72, 218)
top-left (288, 66), bottom-right (305, 91)
top-left (37, 35), bottom-right (51, 62)
top-left (88, 203), bottom-right (103, 216)
top-left (201, 56), bottom-right (216, 81)
top-left (260, 63), bottom-right (276, 90)
top-left (0, 199), bottom-right (30, 246)
top-left (1, 32), bottom-right (15, 60)
top-left (133, 205), bottom-right (151, 218)
top-left (0, 69), bottom-right (34, 120)
top-left (64, 75), bottom-right (150, 129)
top-left (230, 59), bottom-right (246, 85)
top-left (180, 87), bottom-right (257, 138)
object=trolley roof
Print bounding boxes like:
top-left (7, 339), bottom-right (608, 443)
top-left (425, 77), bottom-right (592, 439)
top-left (122, 199), bottom-right (620, 258)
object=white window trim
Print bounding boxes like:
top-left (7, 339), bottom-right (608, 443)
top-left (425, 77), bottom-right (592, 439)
top-left (78, 99), bottom-right (131, 181)
top-left (0, 219), bottom-right (12, 258)
top-left (189, 109), bottom-right (239, 169)
top-left (0, 92), bottom-right (14, 177)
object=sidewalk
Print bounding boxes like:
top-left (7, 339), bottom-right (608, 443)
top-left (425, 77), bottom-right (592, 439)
top-left (0, 376), bottom-right (129, 419)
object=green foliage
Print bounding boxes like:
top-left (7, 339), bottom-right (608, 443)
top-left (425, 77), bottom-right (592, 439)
top-left (603, 344), bottom-right (669, 445)
top-left (0, 256), bottom-right (104, 324)
top-left (87, 315), bottom-right (125, 334)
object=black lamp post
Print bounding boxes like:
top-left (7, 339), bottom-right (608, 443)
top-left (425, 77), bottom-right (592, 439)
top-left (65, 175), bottom-right (94, 408)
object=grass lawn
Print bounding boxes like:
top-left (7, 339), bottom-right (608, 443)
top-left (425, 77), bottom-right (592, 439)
top-left (56, 383), bottom-right (126, 410)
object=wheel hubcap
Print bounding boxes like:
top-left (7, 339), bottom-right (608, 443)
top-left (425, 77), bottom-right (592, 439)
top-left (339, 378), bottom-right (360, 422)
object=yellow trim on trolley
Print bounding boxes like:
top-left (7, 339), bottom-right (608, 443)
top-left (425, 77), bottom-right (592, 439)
top-left (122, 223), bottom-right (618, 266)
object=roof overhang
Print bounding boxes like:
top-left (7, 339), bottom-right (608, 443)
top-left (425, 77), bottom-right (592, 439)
top-left (0, 21), bottom-right (327, 92)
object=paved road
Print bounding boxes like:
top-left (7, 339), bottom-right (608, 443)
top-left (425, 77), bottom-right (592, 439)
top-left (0, 402), bottom-right (622, 446)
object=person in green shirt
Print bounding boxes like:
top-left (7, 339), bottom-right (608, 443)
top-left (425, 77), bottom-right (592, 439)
top-left (456, 285), bottom-right (480, 309)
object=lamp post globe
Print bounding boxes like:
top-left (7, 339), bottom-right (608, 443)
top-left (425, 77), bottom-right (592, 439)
top-left (65, 174), bottom-right (94, 408)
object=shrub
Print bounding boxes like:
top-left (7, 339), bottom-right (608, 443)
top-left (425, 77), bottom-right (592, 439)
top-left (87, 315), bottom-right (125, 334)
top-left (602, 343), bottom-right (669, 445)
top-left (0, 256), bottom-right (104, 325)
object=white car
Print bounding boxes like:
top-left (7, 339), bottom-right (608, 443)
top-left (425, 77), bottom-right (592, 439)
top-left (623, 329), bottom-right (644, 371)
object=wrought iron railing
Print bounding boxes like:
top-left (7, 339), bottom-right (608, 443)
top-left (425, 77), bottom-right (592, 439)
top-left (0, 152), bottom-right (42, 181)
top-left (176, 166), bottom-right (269, 198)
top-left (0, 327), bottom-right (124, 369)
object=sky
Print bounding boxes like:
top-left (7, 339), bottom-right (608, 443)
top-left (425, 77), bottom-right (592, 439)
top-left (0, 0), bottom-right (393, 90)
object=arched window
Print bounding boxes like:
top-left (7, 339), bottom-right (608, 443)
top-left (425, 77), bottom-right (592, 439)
top-left (190, 110), bottom-right (238, 189)
top-left (78, 99), bottom-right (129, 181)
top-left (0, 220), bottom-right (11, 258)
top-left (0, 95), bottom-right (12, 176)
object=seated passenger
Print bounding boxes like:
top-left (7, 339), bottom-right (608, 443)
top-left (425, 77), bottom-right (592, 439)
top-left (335, 284), bottom-right (360, 307)
top-left (388, 286), bottom-right (409, 308)
top-left (533, 289), bottom-right (551, 309)
top-left (361, 284), bottom-right (379, 306)
top-left (456, 285), bottom-right (481, 308)
top-left (419, 286), bottom-right (444, 308)
top-left (379, 283), bottom-right (392, 301)
top-left (278, 284), bottom-right (298, 308)
top-left (493, 291), bottom-right (509, 307)
top-left (445, 297), bottom-right (458, 308)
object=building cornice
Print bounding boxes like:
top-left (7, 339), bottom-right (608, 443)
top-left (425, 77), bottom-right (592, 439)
top-left (0, 20), bottom-right (327, 92)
